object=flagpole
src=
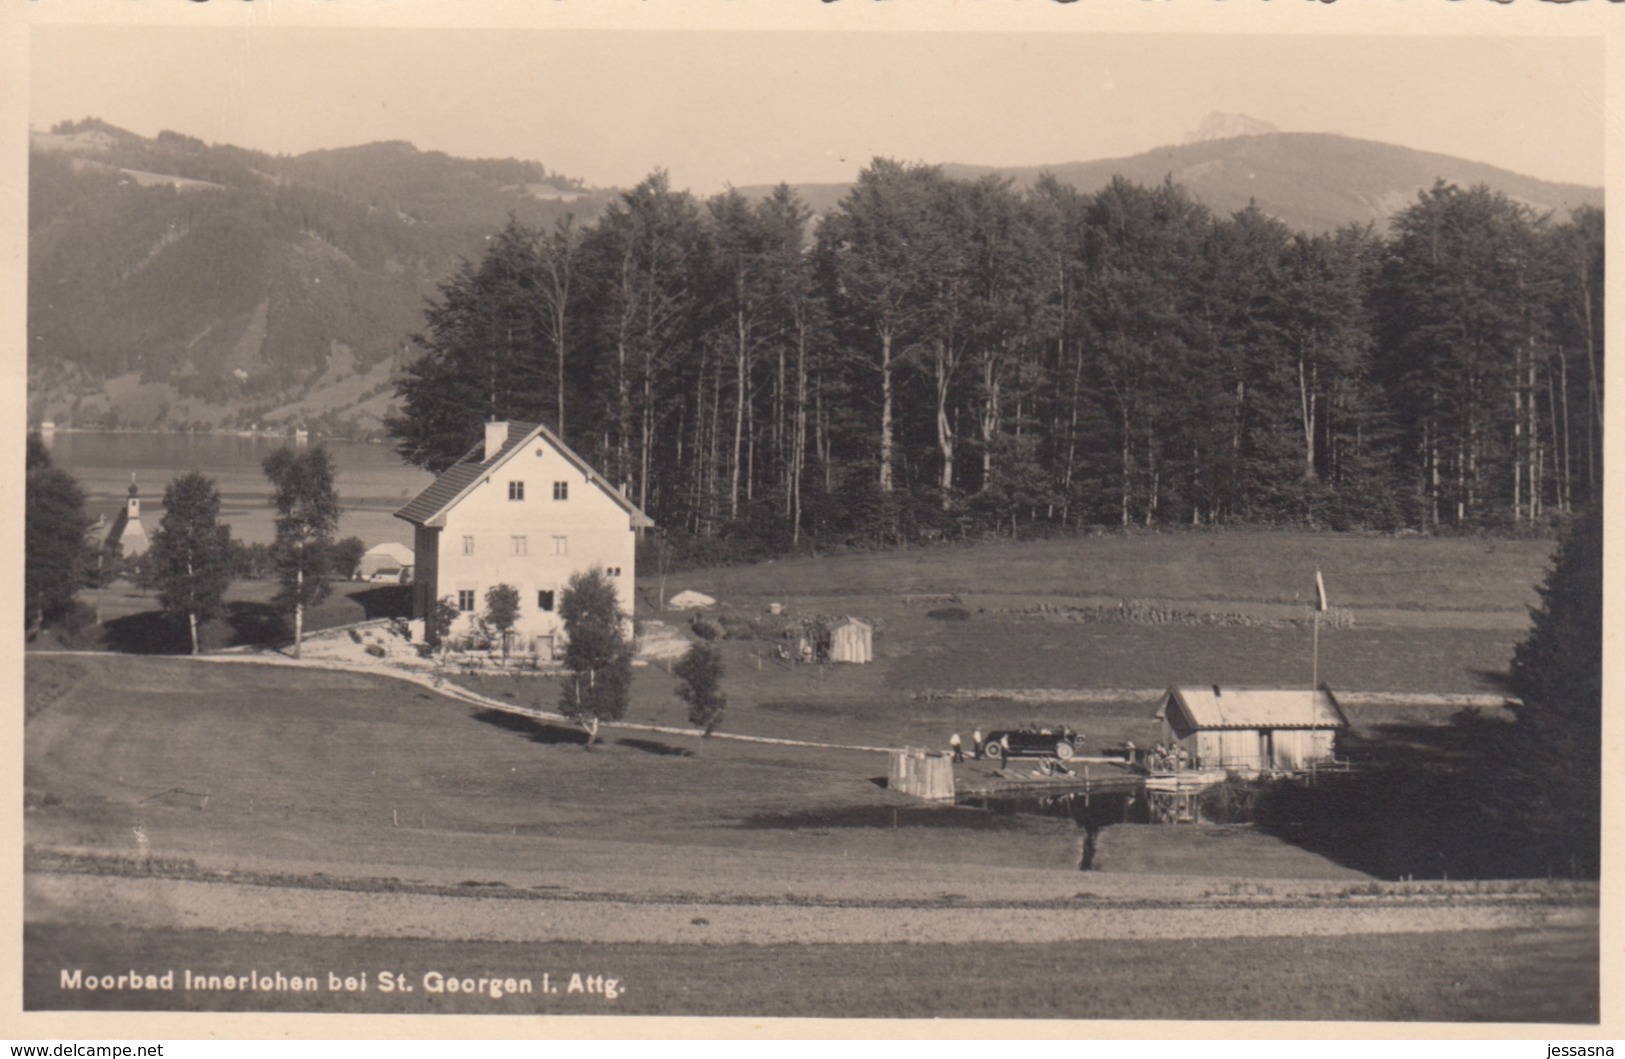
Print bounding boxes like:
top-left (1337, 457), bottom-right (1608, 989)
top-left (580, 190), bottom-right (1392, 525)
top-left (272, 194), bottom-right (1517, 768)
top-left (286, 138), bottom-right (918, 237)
top-left (1312, 569), bottom-right (1326, 693)
top-left (1312, 606), bottom-right (1319, 692)
top-left (1306, 565), bottom-right (1319, 773)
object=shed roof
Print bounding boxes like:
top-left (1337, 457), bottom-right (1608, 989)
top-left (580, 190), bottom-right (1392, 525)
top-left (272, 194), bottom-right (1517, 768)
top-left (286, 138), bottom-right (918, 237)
top-left (1155, 685), bottom-right (1348, 730)
top-left (831, 617), bottom-right (871, 631)
top-left (361, 542), bottom-right (415, 564)
top-left (395, 421), bottom-right (653, 529)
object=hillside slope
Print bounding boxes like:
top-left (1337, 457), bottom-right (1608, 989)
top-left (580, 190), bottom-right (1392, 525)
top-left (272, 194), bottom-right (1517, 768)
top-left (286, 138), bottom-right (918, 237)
top-left (31, 121), bottom-right (1601, 434)
top-left (28, 121), bottom-right (613, 436)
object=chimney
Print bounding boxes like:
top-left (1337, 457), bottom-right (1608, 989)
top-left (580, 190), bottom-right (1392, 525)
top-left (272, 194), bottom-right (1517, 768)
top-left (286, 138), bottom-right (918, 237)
top-left (484, 420), bottom-right (509, 461)
top-left (1212, 684), bottom-right (1221, 698)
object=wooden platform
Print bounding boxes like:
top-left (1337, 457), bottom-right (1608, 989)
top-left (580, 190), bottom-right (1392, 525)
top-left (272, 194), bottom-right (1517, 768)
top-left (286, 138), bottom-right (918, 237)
top-left (954, 759), bottom-right (1145, 800)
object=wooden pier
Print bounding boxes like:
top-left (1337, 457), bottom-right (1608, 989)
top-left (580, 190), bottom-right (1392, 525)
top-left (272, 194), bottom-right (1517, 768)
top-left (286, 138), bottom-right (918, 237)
top-left (953, 758), bottom-right (1145, 800)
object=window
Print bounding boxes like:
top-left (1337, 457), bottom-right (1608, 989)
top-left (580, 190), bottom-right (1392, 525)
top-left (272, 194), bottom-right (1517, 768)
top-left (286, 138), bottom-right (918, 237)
top-left (606, 566), bottom-right (622, 578)
top-left (511, 536), bottom-right (528, 556)
top-left (552, 536), bottom-right (568, 556)
top-left (537, 590), bottom-right (555, 612)
top-left (457, 590), bottom-right (476, 612)
top-left (461, 535), bottom-right (475, 556)
top-left (553, 481), bottom-right (569, 500)
top-left (508, 481), bottom-right (525, 501)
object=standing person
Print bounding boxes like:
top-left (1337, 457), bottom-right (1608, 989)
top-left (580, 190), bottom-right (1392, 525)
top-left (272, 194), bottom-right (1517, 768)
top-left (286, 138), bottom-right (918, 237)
top-left (949, 732), bottom-right (964, 763)
top-left (972, 729), bottom-right (984, 760)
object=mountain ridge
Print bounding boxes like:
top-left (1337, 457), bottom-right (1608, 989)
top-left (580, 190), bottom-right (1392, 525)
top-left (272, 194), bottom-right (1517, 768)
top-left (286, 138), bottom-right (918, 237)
top-left (737, 131), bottom-right (1601, 235)
top-left (29, 120), bottom-right (1603, 436)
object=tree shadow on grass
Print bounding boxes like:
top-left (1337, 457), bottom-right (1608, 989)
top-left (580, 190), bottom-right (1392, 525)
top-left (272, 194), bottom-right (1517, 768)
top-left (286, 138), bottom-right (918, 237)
top-left (224, 601), bottom-right (286, 649)
top-left (736, 805), bottom-right (1000, 830)
top-left (100, 611), bottom-right (189, 654)
top-left (614, 736), bottom-right (695, 758)
top-left (1250, 714), bottom-right (1531, 880)
top-left (1337, 715), bottom-right (1498, 769)
top-left (349, 586), bottom-right (413, 621)
top-left (1469, 668), bottom-right (1517, 695)
top-left (471, 708), bottom-right (590, 747)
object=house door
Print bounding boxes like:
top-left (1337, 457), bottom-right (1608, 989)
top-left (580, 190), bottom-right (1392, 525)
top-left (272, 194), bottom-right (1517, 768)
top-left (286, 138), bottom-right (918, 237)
top-left (1259, 730), bottom-right (1273, 769)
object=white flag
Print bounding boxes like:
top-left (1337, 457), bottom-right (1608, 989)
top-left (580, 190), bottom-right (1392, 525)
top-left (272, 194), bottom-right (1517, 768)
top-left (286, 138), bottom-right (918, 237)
top-left (1315, 570), bottom-right (1328, 612)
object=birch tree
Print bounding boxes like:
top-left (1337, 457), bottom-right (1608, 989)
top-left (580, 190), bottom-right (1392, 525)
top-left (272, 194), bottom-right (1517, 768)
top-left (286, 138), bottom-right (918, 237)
top-left (263, 445), bottom-right (340, 658)
top-left (149, 471), bottom-right (233, 654)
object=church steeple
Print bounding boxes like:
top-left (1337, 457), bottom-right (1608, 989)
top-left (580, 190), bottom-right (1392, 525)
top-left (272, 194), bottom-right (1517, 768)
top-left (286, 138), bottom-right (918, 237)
top-left (110, 474), bottom-right (150, 559)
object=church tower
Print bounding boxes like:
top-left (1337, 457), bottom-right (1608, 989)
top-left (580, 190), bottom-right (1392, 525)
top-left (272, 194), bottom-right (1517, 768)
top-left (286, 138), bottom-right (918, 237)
top-left (107, 478), bottom-right (150, 559)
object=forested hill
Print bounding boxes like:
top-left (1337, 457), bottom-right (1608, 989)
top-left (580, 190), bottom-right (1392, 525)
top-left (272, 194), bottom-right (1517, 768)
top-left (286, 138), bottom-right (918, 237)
top-left (27, 119), bottom-right (614, 435)
top-left (389, 165), bottom-right (1603, 552)
top-left (31, 116), bottom-right (1605, 484)
top-left (739, 133), bottom-right (1602, 235)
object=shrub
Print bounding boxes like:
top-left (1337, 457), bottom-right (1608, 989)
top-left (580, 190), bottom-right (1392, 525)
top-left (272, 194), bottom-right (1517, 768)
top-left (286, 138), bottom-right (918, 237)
top-left (674, 642), bottom-right (726, 736)
top-left (689, 614), bottom-right (723, 641)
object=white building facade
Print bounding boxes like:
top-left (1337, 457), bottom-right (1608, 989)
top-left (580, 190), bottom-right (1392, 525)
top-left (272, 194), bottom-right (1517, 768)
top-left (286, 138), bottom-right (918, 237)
top-left (395, 421), bottom-right (652, 653)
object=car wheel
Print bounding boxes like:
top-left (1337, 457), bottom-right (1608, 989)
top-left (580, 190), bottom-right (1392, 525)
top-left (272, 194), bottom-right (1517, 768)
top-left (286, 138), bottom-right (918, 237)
top-left (984, 743), bottom-right (1003, 762)
top-left (1055, 741), bottom-right (1075, 760)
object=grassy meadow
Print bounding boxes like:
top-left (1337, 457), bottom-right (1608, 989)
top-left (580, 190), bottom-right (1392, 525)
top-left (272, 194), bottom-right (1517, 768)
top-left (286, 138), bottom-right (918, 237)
top-left (24, 530), bottom-right (1587, 1021)
top-left (25, 922), bottom-right (1597, 1022)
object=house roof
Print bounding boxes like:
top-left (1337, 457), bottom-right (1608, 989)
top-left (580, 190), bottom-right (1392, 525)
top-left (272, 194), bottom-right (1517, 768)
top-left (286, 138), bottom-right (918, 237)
top-left (1155, 685), bottom-right (1348, 730)
top-left (395, 421), bottom-right (654, 530)
top-left (361, 542), bottom-right (415, 563)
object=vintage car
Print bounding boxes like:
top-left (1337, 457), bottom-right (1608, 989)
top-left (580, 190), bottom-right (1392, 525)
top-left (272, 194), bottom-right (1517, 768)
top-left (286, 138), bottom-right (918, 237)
top-left (981, 725), bottom-right (1084, 762)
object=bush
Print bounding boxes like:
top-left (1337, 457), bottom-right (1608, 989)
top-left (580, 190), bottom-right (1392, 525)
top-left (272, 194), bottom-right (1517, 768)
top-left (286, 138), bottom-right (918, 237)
top-left (55, 601), bottom-right (100, 648)
top-left (926, 607), bottom-right (971, 622)
top-left (674, 642), bottom-right (726, 735)
top-left (1198, 776), bottom-right (1269, 824)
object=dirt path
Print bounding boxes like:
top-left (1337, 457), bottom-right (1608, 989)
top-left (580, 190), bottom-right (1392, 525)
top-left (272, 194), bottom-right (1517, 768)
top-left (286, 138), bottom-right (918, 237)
top-left (26, 873), bottom-right (1594, 948)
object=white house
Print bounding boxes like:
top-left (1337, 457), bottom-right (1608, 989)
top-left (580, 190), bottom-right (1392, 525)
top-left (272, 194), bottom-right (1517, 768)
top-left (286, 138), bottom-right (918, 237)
top-left (355, 542), bottom-right (415, 582)
top-left (395, 420), bottom-right (653, 653)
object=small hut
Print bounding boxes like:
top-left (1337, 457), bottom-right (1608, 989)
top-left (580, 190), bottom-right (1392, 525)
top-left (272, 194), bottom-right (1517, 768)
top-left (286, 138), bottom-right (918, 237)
top-left (1153, 684), bottom-right (1348, 772)
top-left (828, 617), bottom-right (873, 664)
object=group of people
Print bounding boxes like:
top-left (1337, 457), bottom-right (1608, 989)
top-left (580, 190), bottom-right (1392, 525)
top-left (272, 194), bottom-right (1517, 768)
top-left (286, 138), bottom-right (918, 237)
top-left (947, 729), bottom-right (1001, 763)
top-left (1136, 741), bottom-right (1190, 772)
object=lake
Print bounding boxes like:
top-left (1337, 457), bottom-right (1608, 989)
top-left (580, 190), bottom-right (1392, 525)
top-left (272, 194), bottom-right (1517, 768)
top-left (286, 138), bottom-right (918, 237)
top-left (39, 430), bottom-right (435, 548)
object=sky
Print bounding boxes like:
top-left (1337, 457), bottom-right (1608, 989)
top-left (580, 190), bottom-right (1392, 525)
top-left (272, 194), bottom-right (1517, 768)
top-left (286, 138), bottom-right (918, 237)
top-left (28, 27), bottom-right (1606, 195)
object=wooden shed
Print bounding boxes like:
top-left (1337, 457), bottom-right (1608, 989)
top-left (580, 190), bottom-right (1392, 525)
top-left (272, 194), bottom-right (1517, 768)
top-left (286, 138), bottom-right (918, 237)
top-left (828, 617), bottom-right (873, 664)
top-left (1153, 684), bottom-right (1348, 772)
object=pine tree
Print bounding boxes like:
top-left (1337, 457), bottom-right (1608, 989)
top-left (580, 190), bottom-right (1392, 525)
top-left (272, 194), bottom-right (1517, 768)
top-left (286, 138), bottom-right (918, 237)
top-left (1506, 505), bottom-right (1601, 876)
